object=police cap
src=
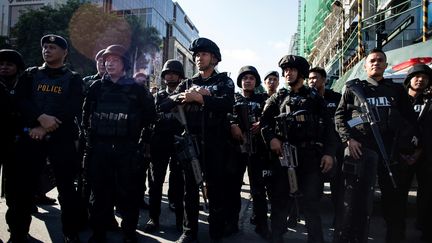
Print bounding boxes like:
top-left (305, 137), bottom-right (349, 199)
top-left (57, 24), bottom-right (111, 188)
top-left (263, 70), bottom-right (279, 81)
top-left (237, 65), bottom-right (261, 88)
top-left (40, 34), bottom-right (68, 50)
top-left (404, 64), bottom-right (432, 88)
top-left (278, 55), bottom-right (310, 79)
top-left (161, 59), bottom-right (185, 79)
top-left (102, 45), bottom-right (131, 71)
top-left (0, 49), bottom-right (25, 71)
top-left (189, 37), bottom-right (221, 62)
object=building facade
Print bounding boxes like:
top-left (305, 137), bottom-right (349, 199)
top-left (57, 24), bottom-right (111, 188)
top-left (1, 0), bottom-right (70, 36)
top-left (90, 0), bottom-right (199, 87)
top-left (1, 0), bottom-right (199, 88)
top-left (293, 0), bottom-right (431, 87)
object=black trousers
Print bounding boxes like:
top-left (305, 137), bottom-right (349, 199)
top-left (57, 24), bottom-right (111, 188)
top-left (333, 147), bottom-right (379, 243)
top-left (87, 142), bottom-right (142, 237)
top-left (181, 132), bottom-right (228, 240)
top-left (224, 148), bottom-right (270, 227)
top-left (270, 147), bottom-right (324, 243)
top-left (148, 134), bottom-right (184, 223)
top-left (5, 136), bottom-right (81, 238)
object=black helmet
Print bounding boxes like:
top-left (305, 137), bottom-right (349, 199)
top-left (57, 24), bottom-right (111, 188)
top-left (161, 59), bottom-right (185, 79)
top-left (0, 49), bottom-right (25, 71)
top-left (102, 45), bottom-right (131, 71)
top-left (237, 65), bottom-right (261, 88)
top-left (278, 55), bottom-right (310, 79)
top-left (95, 48), bottom-right (106, 61)
top-left (263, 71), bottom-right (279, 81)
top-left (403, 64), bottom-right (432, 88)
top-left (189, 37), bottom-right (221, 62)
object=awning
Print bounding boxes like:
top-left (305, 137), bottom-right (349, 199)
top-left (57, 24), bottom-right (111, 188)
top-left (331, 40), bottom-right (432, 92)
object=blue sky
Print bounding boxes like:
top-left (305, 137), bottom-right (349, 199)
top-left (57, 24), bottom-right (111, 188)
top-left (175, 0), bottom-right (299, 81)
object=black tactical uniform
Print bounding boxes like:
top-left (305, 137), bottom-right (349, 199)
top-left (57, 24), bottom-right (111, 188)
top-left (225, 65), bottom-right (270, 238)
top-left (261, 55), bottom-right (336, 243)
top-left (403, 64), bottom-right (432, 242)
top-left (334, 77), bottom-right (417, 243)
top-left (78, 48), bottom-right (119, 231)
top-left (160, 38), bottom-right (234, 242)
top-left (0, 50), bottom-right (25, 212)
top-left (11, 62), bottom-right (83, 241)
top-left (82, 45), bottom-right (156, 242)
top-left (0, 49), bottom-right (24, 168)
top-left (322, 88), bottom-right (343, 213)
top-left (82, 48), bottom-right (106, 94)
top-left (146, 60), bottom-right (185, 232)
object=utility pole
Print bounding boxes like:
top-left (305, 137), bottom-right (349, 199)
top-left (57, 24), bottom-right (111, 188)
top-left (423, 0), bottom-right (429, 42)
top-left (358, 0), bottom-right (363, 59)
top-left (334, 0), bottom-right (345, 76)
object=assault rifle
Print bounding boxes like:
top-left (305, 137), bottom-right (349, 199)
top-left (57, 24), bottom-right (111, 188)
top-left (174, 105), bottom-right (208, 208)
top-left (275, 111), bottom-right (303, 228)
top-left (234, 102), bottom-right (255, 155)
top-left (345, 79), bottom-right (397, 188)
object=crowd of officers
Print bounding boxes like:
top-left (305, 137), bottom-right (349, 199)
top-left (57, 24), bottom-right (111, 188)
top-left (0, 33), bottom-right (431, 243)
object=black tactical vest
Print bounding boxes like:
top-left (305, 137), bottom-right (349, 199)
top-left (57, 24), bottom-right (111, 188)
top-left (276, 87), bottom-right (322, 144)
top-left (90, 81), bottom-right (142, 139)
top-left (31, 69), bottom-right (72, 115)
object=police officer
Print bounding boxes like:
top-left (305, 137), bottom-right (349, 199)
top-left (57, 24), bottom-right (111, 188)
top-left (79, 47), bottom-right (121, 231)
top-left (0, 49), bottom-right (25, 151)
top-left (333, 49), bottom-right (417, 243)
top-left (263, 70), bottom-right (279, 97)
top-left (226, 65), bottom-right (270, 238)
top-left (0, 49), bottom-right (25, 202)
top-left (403, 64), bottom-right (432, 242)
top-left (143, 59), bottom-right (185, 233)
top-left (159, 37), bottom-right (234, 243)
top-left (82, 44), bottom-right (156, 243)
top-left (83, 48), bottom-right (106, 93)
top-left (308, 67), bottom-right (342, 222)
top-left (260, 55), bottom-right (336, 243)
top-left (11, 34), bottom-right (83, 243)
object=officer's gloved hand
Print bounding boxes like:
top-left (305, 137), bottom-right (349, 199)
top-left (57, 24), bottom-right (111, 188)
top-left (170, 93), bottom-right (183, 103)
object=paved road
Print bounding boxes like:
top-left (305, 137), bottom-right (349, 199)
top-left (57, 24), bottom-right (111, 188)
top-left (0, 174), bottom-right (422, 243)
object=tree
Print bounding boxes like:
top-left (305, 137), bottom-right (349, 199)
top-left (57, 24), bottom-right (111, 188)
top-left (125, 15), bottom-right (162, 73)
top-left (11, 0), bottom-right (96, 74)
top-left (11, 0), bottom-right (163, 76)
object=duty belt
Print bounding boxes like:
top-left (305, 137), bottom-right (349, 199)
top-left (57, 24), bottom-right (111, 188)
top-left (297, 141), bottom-right (323, 148)
top-left (158, 112), bottom-right (176, 120)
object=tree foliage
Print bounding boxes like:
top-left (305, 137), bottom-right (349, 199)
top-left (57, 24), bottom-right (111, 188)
top-left (11, 0), bottom-right (162, 76)
top-left (11, 0), bottom-right (95, 74)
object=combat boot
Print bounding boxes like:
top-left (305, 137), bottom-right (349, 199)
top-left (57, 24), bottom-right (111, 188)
top-left (175, 233), bottom-right (198, 243)
top-left (143, 218), bottom-right (159, 233)
top-left (64, 233), bottom-right (80, 243)
top-left (255, 222), bottom-right (271, 239)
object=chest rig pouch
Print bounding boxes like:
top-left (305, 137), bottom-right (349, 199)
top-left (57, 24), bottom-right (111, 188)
top-left (276, 93), bottom-right (320, 144)
top-left (91, 84), bottom-right (137, 137)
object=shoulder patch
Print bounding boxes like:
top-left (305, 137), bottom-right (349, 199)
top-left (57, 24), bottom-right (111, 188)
top-left (226, 78), bottom-right (235, 89)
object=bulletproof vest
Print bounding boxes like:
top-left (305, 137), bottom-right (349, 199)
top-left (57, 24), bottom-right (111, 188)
top-left (90, 82), bottom-right (141, 138)
top-left (351, 79), bottom-right (400, 136)
top-left (154, 90), bottom-right (182, 134)
top-left (233, 93), bottom-right (264, 126)
top-left (183, 72), bottom-right (232, 131)
top-left (276, 88), bottom-right (322, 143)
top-left (31, 68), bottom-right (72, 115)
